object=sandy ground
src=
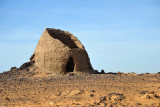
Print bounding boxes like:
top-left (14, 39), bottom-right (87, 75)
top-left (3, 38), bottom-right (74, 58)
top-left (0, 70), bottom-right (160, 107)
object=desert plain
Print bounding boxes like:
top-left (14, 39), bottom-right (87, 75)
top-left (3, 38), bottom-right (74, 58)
top-left (0, 69), bottom-right (160, 107)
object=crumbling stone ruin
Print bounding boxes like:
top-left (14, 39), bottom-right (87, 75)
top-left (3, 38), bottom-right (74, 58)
top-left (30, 28), bottom-right (94, 75)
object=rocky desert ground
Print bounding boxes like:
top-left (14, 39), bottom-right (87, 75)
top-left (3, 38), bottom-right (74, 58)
top-left (0, 68), bottom-right (160, 107)
top-left (0, 28), bottom-right (160, 107)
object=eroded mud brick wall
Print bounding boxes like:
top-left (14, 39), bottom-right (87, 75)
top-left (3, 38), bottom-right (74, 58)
top-left (31, 28), bottom-right (93, 75)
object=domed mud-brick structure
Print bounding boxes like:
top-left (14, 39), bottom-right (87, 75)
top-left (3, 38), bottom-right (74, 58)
top-left (31, 28), bottom-right (94, 75)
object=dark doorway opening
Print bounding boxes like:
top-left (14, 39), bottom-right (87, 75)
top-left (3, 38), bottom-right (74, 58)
top-left (66, 57), bottom-right (74, 73)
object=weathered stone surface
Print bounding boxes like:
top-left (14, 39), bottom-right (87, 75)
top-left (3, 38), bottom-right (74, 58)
top-left (31, 28), bottom-right (94, 75)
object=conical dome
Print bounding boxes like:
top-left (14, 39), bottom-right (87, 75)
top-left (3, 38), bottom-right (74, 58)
top-left (31, 28), bottom-right (93, 75)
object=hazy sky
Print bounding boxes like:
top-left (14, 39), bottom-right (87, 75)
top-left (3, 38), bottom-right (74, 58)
top-left (0, 0), bottom-right (160, 73)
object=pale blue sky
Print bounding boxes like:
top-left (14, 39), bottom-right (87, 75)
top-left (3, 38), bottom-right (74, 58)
top-left (0, 0), bottom-right (160, 73)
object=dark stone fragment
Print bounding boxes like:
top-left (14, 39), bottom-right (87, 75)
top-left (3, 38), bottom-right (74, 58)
top-left (93, 102), bottom-right (100, 105)
top-left (20, 61), bottom-right (34, 70)
top-left (0, 89), bottom-right (2, 93)
top-left (104, 103), bottom-right (107, 107)
top-left (140, 91), bottom-right (148, 94)
top-left (136, 103), bottom-right (141, 106)
top-left (5, 97), bottom-right (10, 101)
top-left (90, 90), bottom-right (95, 92)
top-left (154, 94), bottom-right (159, 98)
top-left (10, 67), bottom-right (17, 71)
top-left (30, 54), bottom-right (35, 60)
top-left (90, 94), bottom-right (94, 97)
top-left (101, 69), bottom-right (105, 74)
top-left (99, 96), bottom-right (106, 103)
top-left (150, 91), bottom-right (154, 94)
top-left (146, 95), bottom-right (151, 99)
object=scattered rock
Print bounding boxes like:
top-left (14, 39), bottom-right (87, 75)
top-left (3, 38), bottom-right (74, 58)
top-left (5, 97), bottom-right (10, 101)
top-left (0, 89), bottom-right (2, 93)
top-left (146, 95), bottom-right (151, 99)
top-left (140, 91), bottom-right (148, 94)
top-left (150, 91), bottom-right (154, 94)
top-left (106, 96), bottom-right (111, 101)
top-left (117, 72), bottom-right (122, 75)
top-left (154, 94), bottom-right (159, 98)
top-left (99, 96), bottom-right (106, 103)
top-left (20, 61), bottom-right (34, 70)
top-left (106, 72), bottom-right (117, 74)
top-left (93, 102), bottom-right (100, 105)
top-left (136, 103), bottom-right (141, 106)
top-left (55, 91), bottom-right (61, 96)
top-left (103, 103), bottom-right (107, 107)
top-left (93, 102), bottom-right (97, 105)
top-left (67, 73), bottom-right (74, 76)
top-left (114, 96), bottom-right (124, 102)
top-left (30, 54), bottom-right (35, 60)
top-left (72, 103), bottom-right (75, 105)
top-left (90, 90), bottom-right (95, 92)
top-left (94, 70), bottom-right (99, 74)
top-left (101, 69), bottom-right (105, 74)
top-left (108, 93), bottom-right (123, 96)
top-left (108, 93), bottom-right (125, 102)
top-left (10, 67), bottom-right (17, 71)
top-left (90, 94), bottom-right (94, 97)
top-left (1, 63), bottom-right (160, 107)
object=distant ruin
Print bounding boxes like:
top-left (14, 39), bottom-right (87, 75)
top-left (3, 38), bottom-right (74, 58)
top-left (30, 28), bottom-right (94, 75)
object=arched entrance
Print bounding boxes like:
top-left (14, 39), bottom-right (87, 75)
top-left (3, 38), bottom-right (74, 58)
top-left (66, 57), bottom-right (75, 73)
